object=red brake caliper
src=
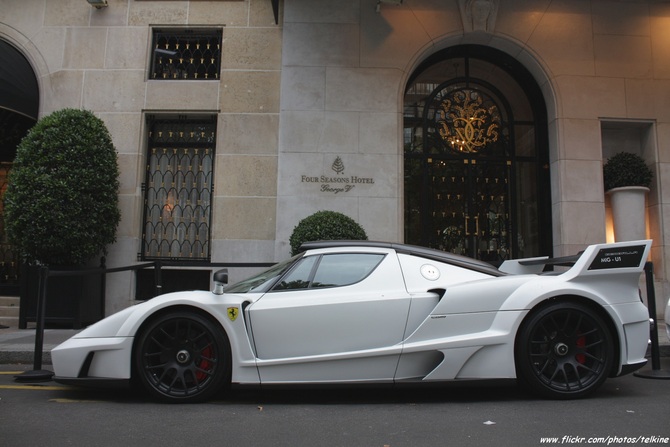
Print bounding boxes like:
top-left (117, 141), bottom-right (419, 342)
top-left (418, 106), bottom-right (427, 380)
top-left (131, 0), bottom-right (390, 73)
top-left (196, 346), bottom-right (213, 381)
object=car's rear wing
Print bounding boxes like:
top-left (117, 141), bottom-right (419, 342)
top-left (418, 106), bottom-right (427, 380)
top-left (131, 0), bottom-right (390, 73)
top-left (499, 240), bottom-right (652, 276)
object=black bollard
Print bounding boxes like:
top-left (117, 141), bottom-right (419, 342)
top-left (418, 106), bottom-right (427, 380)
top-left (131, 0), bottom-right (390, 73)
top-left (634, 262), bottom-right (670, 379)
top-left (14, 265), bottom-right (55, 382)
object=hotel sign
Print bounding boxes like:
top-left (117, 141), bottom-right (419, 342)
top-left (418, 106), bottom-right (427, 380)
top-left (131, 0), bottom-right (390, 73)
top-left (300, 157), bottom-right (375, 194)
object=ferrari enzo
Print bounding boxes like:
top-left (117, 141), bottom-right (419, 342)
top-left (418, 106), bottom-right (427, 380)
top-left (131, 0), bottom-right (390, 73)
top-left (52, 239), bottom-right (652, 403)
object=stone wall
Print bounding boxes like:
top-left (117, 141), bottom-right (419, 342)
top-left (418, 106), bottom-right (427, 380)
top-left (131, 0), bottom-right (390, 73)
top-left (2, 0), bottom-right (670, 316)
top-left (0, 0), bottom-right (280, 312)
top-left (276, 0), bottom-right (670, 316)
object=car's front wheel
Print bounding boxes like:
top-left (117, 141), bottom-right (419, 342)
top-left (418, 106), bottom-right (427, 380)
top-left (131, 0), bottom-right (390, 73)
top-left (515, 301), bottom-right (614, 399)
top-left (134, 311), bottom-right (230, 403)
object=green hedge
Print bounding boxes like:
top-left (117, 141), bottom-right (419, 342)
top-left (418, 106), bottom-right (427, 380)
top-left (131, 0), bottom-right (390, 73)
top-left (4, 109), bottom-right (121, 266)
top-left (289, 210), bottom-right (367, 255)
top-left (603, 152), bottom-right (653, 191)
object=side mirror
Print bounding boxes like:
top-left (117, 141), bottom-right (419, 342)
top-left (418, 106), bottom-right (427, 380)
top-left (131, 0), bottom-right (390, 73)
top-left (213, 268), bottom-right (228, 295)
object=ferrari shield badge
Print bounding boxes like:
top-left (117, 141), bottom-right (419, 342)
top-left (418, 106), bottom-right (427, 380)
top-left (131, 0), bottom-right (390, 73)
top-left (227, 307), bottom-right (239, 322)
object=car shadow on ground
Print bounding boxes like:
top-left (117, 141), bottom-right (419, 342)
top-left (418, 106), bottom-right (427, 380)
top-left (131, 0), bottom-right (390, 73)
top-left (48, 374), bottom-right (652, 405)
top-left (231, 380), bottom-right (530, 403)
top-left (45, 380), bottom-right (531, 405)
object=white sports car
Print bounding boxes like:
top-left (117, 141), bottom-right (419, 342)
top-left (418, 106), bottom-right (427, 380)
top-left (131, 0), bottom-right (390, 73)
top-left (52, 240), bottom-right (652, 403)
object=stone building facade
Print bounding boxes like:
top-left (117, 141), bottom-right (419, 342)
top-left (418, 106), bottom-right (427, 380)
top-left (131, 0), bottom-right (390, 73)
top-left (1, 0), bottom-right (669, 318)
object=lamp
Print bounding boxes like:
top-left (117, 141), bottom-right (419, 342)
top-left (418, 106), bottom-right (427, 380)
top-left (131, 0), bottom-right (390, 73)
top-left (86, 0), bottom-right (108, 8)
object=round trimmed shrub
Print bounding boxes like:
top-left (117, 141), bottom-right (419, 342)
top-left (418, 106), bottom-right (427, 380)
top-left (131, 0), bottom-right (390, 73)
top-left (4, 108), bottom-right (121, 266)
top-left (289, 210), bottom-right (367, 255)
top-left (603, 152), bottom-right (653, 191)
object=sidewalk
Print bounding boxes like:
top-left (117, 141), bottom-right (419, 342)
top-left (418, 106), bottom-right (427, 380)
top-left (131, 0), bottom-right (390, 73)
top-left (1, 323), bottom-right (668, 366)
top-left (0, 326), bottom-right (79, 365)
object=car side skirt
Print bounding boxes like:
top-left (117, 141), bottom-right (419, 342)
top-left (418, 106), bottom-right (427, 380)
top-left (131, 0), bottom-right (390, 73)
top-left (53, 377), bottom-right (131, 389)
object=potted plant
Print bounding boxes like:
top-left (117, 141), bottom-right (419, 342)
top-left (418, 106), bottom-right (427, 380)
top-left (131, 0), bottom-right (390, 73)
top-left (603, 152), bottom-right (653, 242)
top-left (4, 108), bottom-right (121, 328)
top-left (289, 210), bottom-right (367, 255)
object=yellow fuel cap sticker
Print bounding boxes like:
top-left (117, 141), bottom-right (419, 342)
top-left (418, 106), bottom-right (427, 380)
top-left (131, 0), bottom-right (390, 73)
top-left (420, 264), bottom-right (440, 280)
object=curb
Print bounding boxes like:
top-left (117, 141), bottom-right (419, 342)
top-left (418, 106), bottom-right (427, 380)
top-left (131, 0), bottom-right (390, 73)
top-left (648, 344), bottom-right (670, 360)
top-left (0, 346), bottom-right (55, 365)
top-left (0, 351), bottom-right (52, 365)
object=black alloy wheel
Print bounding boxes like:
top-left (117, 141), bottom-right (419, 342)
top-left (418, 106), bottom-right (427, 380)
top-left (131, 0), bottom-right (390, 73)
top-left (515, 301), bottom-right (614, 399)
top-left (135, 311), bottom-right (230, 403)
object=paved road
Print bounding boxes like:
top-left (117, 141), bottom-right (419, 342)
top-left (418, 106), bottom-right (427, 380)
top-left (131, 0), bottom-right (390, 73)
top-left (1, 362), bottom-right (669, 447)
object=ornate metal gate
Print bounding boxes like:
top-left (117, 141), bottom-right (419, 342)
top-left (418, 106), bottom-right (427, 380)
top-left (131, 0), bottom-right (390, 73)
top-left (404, 46), bottom-right (551, 263)
top-left (141, 117), bottom-right (216, 261)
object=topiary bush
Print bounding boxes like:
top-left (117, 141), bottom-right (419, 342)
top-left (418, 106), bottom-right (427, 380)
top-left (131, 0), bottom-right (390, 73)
top-left (4, 108), bottom-right (121, 266)
top-left (289, 210), bottom-right (367, 255)
top-left (603, 152), bottom-right (653, 191)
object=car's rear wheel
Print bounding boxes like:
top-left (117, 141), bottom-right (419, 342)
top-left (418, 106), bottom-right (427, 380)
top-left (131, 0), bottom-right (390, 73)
top-left (134, 311), bottom-right (230, 403)
top-left (515, 301), bottom-right (614, 399)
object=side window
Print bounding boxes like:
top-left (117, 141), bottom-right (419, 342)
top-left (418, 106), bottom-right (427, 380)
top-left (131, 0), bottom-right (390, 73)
top-left (312, 254), bottom-right (384, 288)
top-left (273, 256), bottom-right (318, 291)
top-left (272, 253), bottom-right (385, 291)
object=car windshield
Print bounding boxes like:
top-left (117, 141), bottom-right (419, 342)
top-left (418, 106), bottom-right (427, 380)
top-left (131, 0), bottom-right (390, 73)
top-left (223, 254), bottom-right (302, 293)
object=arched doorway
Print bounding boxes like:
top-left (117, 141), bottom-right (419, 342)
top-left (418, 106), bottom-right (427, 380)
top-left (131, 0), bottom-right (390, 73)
top-left (0, 39), bottom-right (39, 294)
top-left (404, 45), bottom-right (551, 264)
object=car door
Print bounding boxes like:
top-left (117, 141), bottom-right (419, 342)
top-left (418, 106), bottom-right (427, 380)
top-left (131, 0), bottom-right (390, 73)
top-left (247, 249), bottom-right (411, 383)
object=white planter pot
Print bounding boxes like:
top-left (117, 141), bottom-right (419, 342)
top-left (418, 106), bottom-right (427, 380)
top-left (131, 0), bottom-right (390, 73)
top-left (607, 186), bottom-right (649, 242)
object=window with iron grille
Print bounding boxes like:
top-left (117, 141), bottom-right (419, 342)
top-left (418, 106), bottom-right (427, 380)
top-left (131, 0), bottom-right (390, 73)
top-left (150, 28), bottom-right (222, 80)
top-left (141, 116), bottom-right (216, 261)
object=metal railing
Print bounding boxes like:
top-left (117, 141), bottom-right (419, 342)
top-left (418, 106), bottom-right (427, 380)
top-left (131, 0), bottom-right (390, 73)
top-left (19, 259), bottom-right (274, 380)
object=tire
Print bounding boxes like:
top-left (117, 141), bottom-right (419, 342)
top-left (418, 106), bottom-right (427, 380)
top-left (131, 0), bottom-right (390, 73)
top-left (134, 311), bottom-right (231, 403)
top-left (515, 301), bottom-right (614, 399)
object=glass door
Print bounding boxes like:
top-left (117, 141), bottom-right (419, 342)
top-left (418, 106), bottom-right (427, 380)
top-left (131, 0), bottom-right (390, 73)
top-left (404, 45), bottom-right (551, 263)
top-left (423, 157), bottom-right (512, 262)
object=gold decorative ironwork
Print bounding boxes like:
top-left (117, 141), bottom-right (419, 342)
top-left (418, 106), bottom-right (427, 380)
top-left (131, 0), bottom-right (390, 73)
top-left (142, 118), bottom-right (215, 261)
top-left (151, 29), bottom-right (222, 81)
top-left (436, 89), bottom-right (501, 153)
